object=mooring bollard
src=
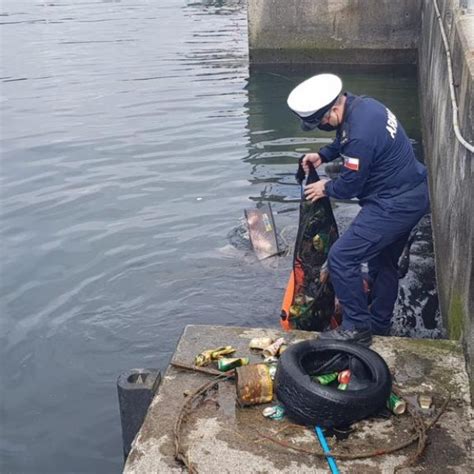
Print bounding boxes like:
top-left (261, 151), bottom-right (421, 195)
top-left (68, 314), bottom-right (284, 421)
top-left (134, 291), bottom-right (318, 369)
top-left (117, 368), bottom-right (161, 459)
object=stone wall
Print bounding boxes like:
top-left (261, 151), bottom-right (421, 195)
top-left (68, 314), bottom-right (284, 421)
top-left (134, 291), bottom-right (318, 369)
top-left (248, 0), bottom-right (421, 64)
top-left (418, 0), bottom-right (473, 388)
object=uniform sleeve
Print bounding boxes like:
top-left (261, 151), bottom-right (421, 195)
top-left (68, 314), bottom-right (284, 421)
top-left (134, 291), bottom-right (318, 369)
top-left (324, 138), bottom-right (373, 199)
top-left (318, 134), bottom-right (342, 163)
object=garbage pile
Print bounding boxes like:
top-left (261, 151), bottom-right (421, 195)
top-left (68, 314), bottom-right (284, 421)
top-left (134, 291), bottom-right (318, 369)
top-left (193, 337), bottom-right (287, 406)
top-left (191, 338), bottom-right (403, 427)
top-left (173, 337), bottom-right (445, 473)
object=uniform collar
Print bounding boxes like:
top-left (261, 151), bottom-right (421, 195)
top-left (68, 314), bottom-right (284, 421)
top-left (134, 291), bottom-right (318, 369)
top-left (340, 92), bottom-right (358, 125)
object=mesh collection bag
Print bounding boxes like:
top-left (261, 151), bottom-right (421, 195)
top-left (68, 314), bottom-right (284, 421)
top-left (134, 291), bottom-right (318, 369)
top-left (280, 159), bottom-right (341, 331)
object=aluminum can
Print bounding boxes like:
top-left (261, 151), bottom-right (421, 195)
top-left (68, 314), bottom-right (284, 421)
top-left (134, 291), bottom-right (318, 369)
top-left (338, 370), bottom-right (351, 384)
top-left (278, 344), bottom-right (288, 355)
top-left (194, 346), bottom-right (236, 367)
top-left (387, 393), bottom-right (407, 415)
top-left (262, 338), bottom-right (285, 358)
top-left (262, 405), bottom-right (285, 420)
top-left (314, 372), bottom-right (338, 385)
top-left (249, 337), bottom-right (274, 350)
top-left (268, 364), bottom-right (277, 380)
top-left (217, 357), bottom-right (249, 371)
top-left (418, 394), bottom-right (433, 410)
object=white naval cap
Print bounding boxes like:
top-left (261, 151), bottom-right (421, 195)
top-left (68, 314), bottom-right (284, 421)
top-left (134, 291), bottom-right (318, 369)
top-left (287, 73), bottom-right (343, 126)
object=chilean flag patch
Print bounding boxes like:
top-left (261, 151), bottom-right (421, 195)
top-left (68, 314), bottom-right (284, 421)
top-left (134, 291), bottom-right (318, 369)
top-left (343, 156), bottom-right (360, 171)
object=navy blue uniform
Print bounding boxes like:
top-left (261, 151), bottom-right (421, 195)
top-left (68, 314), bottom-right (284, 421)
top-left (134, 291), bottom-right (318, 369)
top-left (319, 93), bottom-right (429, 334)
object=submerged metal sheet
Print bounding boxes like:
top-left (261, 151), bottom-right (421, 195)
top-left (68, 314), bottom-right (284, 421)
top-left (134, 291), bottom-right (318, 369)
top-left (244, 203), bottom-right (280, 260)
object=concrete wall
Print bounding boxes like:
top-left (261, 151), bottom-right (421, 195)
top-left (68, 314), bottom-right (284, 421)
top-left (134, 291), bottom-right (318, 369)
top-left (418, 0), bottom-right (474, 386)
top-left (248, 0), bottom-right (421, 64)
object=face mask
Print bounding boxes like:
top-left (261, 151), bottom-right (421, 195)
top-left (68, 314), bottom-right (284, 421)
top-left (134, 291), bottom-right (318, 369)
top-left (317, 123), bottom-right (338, 132)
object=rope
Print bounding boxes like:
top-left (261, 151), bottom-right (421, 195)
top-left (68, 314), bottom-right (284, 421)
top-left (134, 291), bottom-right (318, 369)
top-left (172, 368), bottom-right (450, 472)
top-left (432, 0), bottom-right (474, 153)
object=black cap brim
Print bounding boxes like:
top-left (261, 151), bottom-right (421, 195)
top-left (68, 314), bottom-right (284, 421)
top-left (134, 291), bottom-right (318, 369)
top-left (301, 120), bottom-right (319, 131)
top-left (295, 96), bottom-right (338, 132)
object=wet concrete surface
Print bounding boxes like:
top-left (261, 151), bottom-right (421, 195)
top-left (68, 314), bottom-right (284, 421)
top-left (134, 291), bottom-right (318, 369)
top-left (124, 325), bottom-right (472, 473)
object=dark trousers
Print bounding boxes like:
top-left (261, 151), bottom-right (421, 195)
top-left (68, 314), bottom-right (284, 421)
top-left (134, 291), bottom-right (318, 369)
top-left (327, 181), bottom-right (429, 333)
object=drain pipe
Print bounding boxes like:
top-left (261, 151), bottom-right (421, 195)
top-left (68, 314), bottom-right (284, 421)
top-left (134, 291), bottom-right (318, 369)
top-left (432, 0), bottom-right (474, 153)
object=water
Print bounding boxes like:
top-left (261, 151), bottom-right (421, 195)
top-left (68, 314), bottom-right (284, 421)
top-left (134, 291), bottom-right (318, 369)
top-left (0, 1), bottom-right (440, 472)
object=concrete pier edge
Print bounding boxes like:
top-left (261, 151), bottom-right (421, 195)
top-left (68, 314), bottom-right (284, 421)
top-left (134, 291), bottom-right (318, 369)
top-left (124, 325), bottom-right (473, 473)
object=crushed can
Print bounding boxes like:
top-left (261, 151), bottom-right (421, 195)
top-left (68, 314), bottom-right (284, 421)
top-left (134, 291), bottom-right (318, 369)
top-left (194, 346), bottom-right (236, 367)
top-left (262, 405), bottom-right (285, 420)
top-left (262, 338), bottom-right (285, 358)
top-left (217, 357), bottom-right (249, 372)
top-left (289, 305), bottom-right (302, 317)
top-left (249, 337), bottom-right (274, 350)
top-left (338, 370), bottom-right (351, 384)
top-left (268, 364), bottom-right (277, 380)
top-left (312, 234), bottom-right (325, 252)
top-left (418, 394), bottom-right (433, 410)
top-left (236, 364), bottom-right (273, 406)
top-left (278, 344), bottom-right (288, 355)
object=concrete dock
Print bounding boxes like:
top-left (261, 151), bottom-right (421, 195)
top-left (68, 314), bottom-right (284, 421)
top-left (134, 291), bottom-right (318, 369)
top-left (124, 325), bottom-right (472, 473)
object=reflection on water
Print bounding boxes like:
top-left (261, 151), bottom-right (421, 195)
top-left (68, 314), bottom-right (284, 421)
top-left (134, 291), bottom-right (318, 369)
top-left (0, 0), bottom-right (439, 472)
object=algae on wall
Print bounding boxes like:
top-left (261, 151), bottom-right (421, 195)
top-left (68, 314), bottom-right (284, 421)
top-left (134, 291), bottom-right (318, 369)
top-left (418, 0), bottom-right (474, 399)
top-left (448, 293), bottom-right (465, 340)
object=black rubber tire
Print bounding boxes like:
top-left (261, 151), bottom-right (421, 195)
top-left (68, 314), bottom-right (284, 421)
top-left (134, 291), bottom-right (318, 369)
top-left (275, 339), bottom-right (391, 427)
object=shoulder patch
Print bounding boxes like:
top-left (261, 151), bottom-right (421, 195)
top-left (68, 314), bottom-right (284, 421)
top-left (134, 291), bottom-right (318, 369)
top-left (342, 154), bottom-right (360, 171)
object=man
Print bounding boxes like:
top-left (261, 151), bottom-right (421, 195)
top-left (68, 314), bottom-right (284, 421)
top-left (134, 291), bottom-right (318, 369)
top-left (287, 73), bottom-right (429, 345)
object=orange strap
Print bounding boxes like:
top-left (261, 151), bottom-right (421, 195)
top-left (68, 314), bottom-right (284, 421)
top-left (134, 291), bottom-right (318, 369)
top-left (280, 271), bottom-right (295, 331)
top-left (280, 260), bottom-right (305, 331)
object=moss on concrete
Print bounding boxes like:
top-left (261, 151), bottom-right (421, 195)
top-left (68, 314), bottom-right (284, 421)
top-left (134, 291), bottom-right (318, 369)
top-left (249, 47), bottom-right (417, 65)
top-left (448, 293), bottom-right (465, 340)
top-left (390, 337), bottom-right (466, 394)
top-left (397, 337), bottom-right (463, 355)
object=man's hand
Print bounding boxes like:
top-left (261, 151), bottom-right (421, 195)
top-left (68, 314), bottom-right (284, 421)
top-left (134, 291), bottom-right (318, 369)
top-left (302, 153), bottom-right (322, 175)
top-left (304, 179), bottom-right (329, 202)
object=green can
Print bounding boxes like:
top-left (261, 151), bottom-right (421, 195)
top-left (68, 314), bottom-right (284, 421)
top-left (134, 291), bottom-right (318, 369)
top-left (313, 372), bottom-right (338, 385)
top-left (217, 357), bottom-right (249, 371)
top-left (387, 392), bottom-right (407, 415)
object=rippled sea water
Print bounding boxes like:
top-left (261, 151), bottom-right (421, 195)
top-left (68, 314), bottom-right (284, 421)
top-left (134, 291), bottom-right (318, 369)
top-left (0, 1), bottom-right (440, 472)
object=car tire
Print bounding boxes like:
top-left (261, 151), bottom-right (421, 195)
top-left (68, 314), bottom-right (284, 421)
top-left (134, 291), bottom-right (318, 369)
top-left (275, 339), bottom-right (391, 427)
